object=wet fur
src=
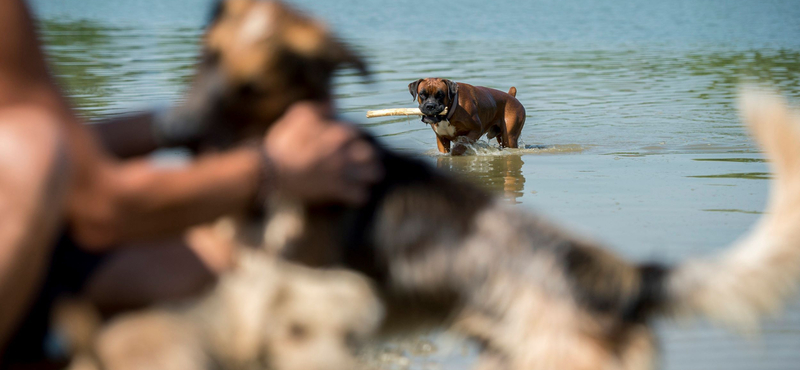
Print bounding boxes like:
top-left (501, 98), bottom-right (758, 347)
top-left (408, 78), bottom-right (526, 155)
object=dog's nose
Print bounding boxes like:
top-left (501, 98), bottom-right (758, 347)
top-left (424, 103), bottom-right (437, 110)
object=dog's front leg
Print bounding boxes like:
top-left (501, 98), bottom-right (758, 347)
top-left (436, 135), bottom-right (451, 154)
top-left (451, 130), bottom-right (482, 156)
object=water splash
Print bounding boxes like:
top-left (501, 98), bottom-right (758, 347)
top-left (423, 137), bottom-right (586, 157)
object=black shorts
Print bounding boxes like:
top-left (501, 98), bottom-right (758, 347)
top-left (1, 229), bottom-right (105, 367)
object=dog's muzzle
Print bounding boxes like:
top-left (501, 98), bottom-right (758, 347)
top-left (422, 115), bottom-right (444, 124)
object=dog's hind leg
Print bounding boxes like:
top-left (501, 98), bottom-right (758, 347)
top-left (665, 88), bottom-right (800, 330)
top-left (486, 125), bottom-right (502, 146)
top-left (501, 108), bottom-right (525, 149)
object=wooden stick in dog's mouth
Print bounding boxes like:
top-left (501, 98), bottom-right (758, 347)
top-left (366, 107), bottom-right (448, 118)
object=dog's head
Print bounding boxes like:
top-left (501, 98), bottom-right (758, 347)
top-left (168, 0), bottom-right (368, 148)
top-left (263, 264), bottom-right (384, 370)
top-left (206, 253), bottom-right (383, 370)
top-left (408, 78), bottom-right (458, 124)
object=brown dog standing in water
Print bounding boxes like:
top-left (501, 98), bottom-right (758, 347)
top-left (408, 78), bottom-right (526, 155)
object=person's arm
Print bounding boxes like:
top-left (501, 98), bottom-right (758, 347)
top-left (0, 0), bottom-right (71, 351)
top-left (0, 0), bottom-right (381, 349)
top-left (0, 109), bottom-right (71, 352)
top-left (90, 105), bottom-right (213, 159)
top-left (67, 101), bottom-right (382, 250)
top-left (67, 144), bottom-right (262, 249)
top-left (90, 111), bottom-right (162, 158)
top-left (0, 2), bottom-right (380, 251)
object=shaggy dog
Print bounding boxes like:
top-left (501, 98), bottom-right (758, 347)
top-left (268, 90), bottom-right (800, 370)
top-left (66, 249), bottom-right (383, 370)
top-left (58, 2), bottom-right (382, 369)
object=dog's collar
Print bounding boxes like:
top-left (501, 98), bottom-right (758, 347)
top-left (446, 87), bottom-right (458, 121)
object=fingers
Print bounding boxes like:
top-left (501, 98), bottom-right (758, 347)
top-left (332, 182), bottom-right (369, 205)
top-left (327, 124), bottom-right (383, 183)
top-left (314, 116), bottom-right (383, 184)
top-left (319, 126), bottom-right (382, 205)
top-left (348, 139), bottom-right (373, 162)
top-left (276, 101), bottom-right (331, 131)
top-left (317, 122), bottom-right (358, 158)
top-left (267, 102), bottom-right (322, 139)
top-left (344, 140), bottom-right (383, 183)
top-left (263, 101), bottom-right (383, 205)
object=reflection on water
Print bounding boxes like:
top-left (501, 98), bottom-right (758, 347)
top-left (688, 172), bottom-right (772, 180)
top-left (39, 19), bottom-right (199, 118)
top-left (358, 334), bottom-right (476, 370)
top-left (687, 49), bottom-right (800, 96)
top-left (437, 155), bottom-right (526, 204)
top-left (703, 209), bottom-right (763, 215)
top-left (693, 157), bottom-right (767, 163)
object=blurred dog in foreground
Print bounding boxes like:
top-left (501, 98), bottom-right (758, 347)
top-left (277, 90), bottom-right (800, 370)
top-left (78, 0), bottom-right (800, 369)
top-left (63, 1), bottom-right (380, 369)
top-left (67, 249), bottom-right (382, 370)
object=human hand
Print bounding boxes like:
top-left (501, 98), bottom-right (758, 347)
top-left (263, 102), bottom-right (383, 205)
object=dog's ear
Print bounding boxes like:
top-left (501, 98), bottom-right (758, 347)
top-left (324, 38), bottom-right (370, 77)
top-left (283, 21), bottom-right (370, 77)
top-left (205, 0), bottom-right (224, 29)
top-left (444, 79), bottom-right (458, 102)
top-left (270, 284), bottom-right (291, 310)
top-left (409, 79), bottom-right (423, 101)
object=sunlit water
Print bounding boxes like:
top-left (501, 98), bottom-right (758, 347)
top-left (30, 0), bottom-right (800, 368)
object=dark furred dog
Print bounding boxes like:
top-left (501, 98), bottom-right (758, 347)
top-left (167, 1), bottom-right (800, 369)
top-left (408, 78), bottom-right (526, 155)
top-left (161, 0), bottom-right (367, 150)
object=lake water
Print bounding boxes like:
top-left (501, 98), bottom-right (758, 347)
top-left (30, 0), bottom-right (800, 368)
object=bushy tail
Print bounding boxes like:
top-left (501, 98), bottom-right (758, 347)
top-left (665, 88), bottom-right (800, 331)
top-left (508, 86), bottom-right (517, 97)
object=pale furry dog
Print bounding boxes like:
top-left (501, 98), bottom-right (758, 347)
top-left (67, 249), bottom-right (383, 370)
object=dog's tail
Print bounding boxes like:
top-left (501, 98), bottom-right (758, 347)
top-left (662, 88), bottom-right (800, 331)
top-left (508, 86), bottom-right (517, 97)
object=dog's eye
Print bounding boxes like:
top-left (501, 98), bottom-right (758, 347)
top-left (238, 82), bottom-right (262, 97)
top-left (436, 92), bottom-right (444, 99)
top-left (202, 50), bottom-right (220, 65)
top-left (289, 323), bottom-right (308, 341)
top-left (344, 331), bottom-right (358, 349)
